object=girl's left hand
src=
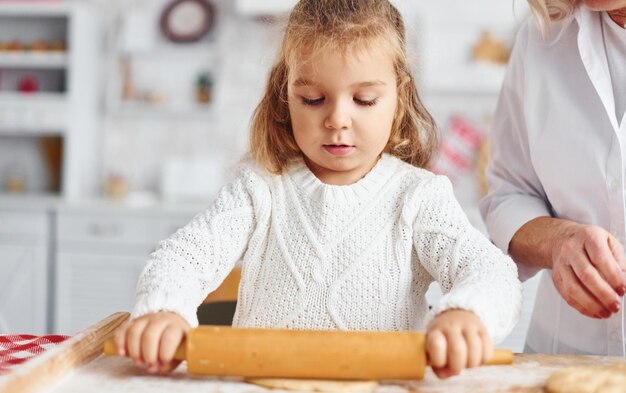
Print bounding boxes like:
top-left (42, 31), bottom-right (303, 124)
top-left (425, 309), bottom-right (493, 379)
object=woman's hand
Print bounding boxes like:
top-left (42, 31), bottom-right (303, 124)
top-left (114, 311), bottom-right (191, 374)
top-left (426, 309), bottom-right (492, 379)
top-left (550, 222), bottom-right (626, 319)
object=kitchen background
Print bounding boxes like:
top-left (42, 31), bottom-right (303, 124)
top-left (0, 0), bottom-right (539, 351)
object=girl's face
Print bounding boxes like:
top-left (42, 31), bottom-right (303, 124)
top-left (288, 46), bottom-right (398, 185)
top-left (582, 0), bottom-right (626, 10)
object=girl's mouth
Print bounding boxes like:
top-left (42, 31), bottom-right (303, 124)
top-left (323, 144), bottom-right (354, 156)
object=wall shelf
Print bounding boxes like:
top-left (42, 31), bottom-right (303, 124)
top-left (0, 91), bottom-right (66, 102)
top-left (0, 2), bottom-right (70, 17)
top-left (0, 127), bottom-right (65, 136)
top-left (0, 52), bottom-right (68, 69)
top-left (109, 102), bottom-right (214, 121)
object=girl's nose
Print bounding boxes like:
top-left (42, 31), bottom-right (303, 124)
top-left (324, 102), bottom-right (352, 130)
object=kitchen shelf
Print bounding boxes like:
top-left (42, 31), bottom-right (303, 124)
top-left (109, 102), bottom-right (214, 121)
top-left (0, 51), bottom-right (68, 69)
top-left (122, 44), bottom-right (217, 62)
top-left (0, 91), bottom-right (66, 102)
top-left (0, 91), bottom-right (67, 135)
top-left (0, 126), bottom-right (65, 136)
top-left (0, 2), bottom-right (70, 17)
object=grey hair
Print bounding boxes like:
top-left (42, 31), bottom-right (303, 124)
top-left (527, 0), bottom-right (580, 36)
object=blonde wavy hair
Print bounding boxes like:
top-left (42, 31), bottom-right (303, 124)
top-left (249, 0), bottom-right (438, 174)
top-left (527, 0), bottom-right (581, 34)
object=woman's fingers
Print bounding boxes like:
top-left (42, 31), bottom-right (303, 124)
top-left (585, 234), bottom-right (626, 298)
top-left (608, 236), bottom-right (626, 294)
top-left (554, 265), bottom-right (610, 318)
top-left (568, 249), bottom-right (621, 313)
top-left (551, 225), bottom-right (625, 318)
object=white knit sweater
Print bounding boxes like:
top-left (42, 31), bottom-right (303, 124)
top-left (133, 154), bottom-right (521, 343)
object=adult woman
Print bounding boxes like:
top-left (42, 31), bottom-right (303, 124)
top-left (481, 0), bottom-right (626, 355)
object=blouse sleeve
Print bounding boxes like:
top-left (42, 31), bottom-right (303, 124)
top-left (479, 20), bottom-right (552, 281)
top-left (131, 168), bottom-right (260, 327)
top-left (412, 175), bottom-right (522, 343)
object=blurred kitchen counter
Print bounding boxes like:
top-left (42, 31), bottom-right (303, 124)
top-left (0, 193), bottom-right (212, 335)
top-left (0, 193), bottom-right (210, 215)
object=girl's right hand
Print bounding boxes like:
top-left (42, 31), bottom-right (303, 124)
top-left (550, 222), bottom-right (626, 319)
top-left (113, 311), bottom-right (191, 374)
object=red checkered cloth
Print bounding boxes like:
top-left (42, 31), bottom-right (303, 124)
top-left (0, 334), bottom-right (70, 374)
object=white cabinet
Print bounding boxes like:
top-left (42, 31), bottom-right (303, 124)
top-left (55, 251), bottom-right (147, 334)
top-left (0, 2), bottom-right (101, 199)
top-left (54, 207), bottom-right (196, 334)
top-left (0, 210), bottom-right (49, 334)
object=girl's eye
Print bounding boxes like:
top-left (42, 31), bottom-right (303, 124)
top-left (302, 97), bottom-right (324, 106)
top-left (354, 98), bottom-right (378, 106)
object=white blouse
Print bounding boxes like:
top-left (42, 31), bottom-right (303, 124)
top-left (481, 6), bottom-right (626, 355)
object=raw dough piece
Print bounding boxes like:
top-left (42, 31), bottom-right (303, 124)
top-left (546, 363), bottom-right (626, 393)
top-left (245, 378), bottom-right (378, 392)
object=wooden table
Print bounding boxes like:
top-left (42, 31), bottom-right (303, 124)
top-left (1, 313), bottom-right (624, 393)
top-left (42, 353), bottom-right (626, 393)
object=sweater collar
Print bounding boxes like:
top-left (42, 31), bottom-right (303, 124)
top-left (287, 154), bottom-right (400, 205)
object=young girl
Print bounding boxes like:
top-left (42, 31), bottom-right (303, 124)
top-left (115, 0), bottom-right (521, 379)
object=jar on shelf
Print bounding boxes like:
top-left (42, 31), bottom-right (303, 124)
top-left (195, 71), bottom-right (213, 104)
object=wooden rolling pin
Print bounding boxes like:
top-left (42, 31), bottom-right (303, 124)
top-left (104, 326), bottom-right (512, 380)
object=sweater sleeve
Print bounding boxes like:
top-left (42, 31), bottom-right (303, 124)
top-left (412, 175), bottom-right (522, 343)
top-left (131, 168), bottom-right (259, 327)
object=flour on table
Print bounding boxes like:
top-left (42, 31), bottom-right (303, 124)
top-left (245, 378), bottom-right (378, 392)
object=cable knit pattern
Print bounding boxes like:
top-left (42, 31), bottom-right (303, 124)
top-left (132, 154), bottom-right (521, 343)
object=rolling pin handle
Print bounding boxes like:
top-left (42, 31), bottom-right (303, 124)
top-left (487, 349), bottom-right (514, 365)
top-left (103, 340), bottom-right (120, 356)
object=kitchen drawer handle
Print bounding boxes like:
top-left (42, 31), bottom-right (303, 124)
top-left (88, 222), bottom-right (121, 237)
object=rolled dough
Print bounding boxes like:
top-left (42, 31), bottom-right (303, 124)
top-left (245, 378), bottom-right (378, 392)
top-left (546, 363), bottom-right (626, 393)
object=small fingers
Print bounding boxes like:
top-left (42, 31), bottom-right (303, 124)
top-left (480, 330), bottom-right (493, 365)
top-left (126, 318), bottom-right (149, 365)
top-left (426, 329), bottom-right (447, 369)
top-left (445, 329), bottom-right (466, 376)
top-left (158, 325), bottom-right (186, 373)
top-left (463, 328), bottom-right (483, 369)
top-left (114, 321), bottom-right (130, 356)
top-left (142, 322), bottom-right (169, 373)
